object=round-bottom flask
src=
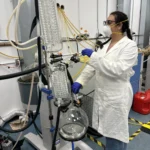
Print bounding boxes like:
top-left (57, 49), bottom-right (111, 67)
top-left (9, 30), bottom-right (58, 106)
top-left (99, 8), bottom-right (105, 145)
top-left (59, 106), bottom-right (89, 141)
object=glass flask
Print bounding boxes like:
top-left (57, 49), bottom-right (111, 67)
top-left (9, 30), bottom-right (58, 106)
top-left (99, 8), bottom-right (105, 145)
top-left (59, 106), bottom-right (89, 141)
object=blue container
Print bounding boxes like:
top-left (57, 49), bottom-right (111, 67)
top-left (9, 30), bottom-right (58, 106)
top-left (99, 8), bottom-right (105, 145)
top-left (130, 54), bottom-right (142, 94)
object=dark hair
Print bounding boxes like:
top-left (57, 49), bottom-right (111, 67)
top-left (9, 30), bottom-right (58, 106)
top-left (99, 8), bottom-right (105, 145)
top-left (110, 11), bottom-right (132, 40)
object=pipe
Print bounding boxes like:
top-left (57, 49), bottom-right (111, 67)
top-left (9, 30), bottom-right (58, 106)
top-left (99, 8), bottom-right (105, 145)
top-left (0, 64), bottom-right (46, 80)
top-left (51, 107), bottom-right (61, 150)
top-left (62, 37), bottom-right (108, 42)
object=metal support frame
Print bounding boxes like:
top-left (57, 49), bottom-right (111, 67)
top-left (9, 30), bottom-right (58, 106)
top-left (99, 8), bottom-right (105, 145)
top-left (25, 90), bottom-right (93, 150)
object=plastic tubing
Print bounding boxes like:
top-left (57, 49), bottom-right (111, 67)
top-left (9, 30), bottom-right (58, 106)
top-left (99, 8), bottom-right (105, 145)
top-left (6, 0), bottom-right (37, 50)
top-left (0, 64), bottom-right (45, 80)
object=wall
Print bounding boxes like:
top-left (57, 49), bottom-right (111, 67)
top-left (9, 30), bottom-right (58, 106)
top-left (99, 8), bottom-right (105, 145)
top-left (0, 0), bottom-right (23, 119)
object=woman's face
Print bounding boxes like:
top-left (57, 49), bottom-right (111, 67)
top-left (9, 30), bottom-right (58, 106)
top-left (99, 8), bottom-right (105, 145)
top-left (106, 15), bottom-right (122, 34)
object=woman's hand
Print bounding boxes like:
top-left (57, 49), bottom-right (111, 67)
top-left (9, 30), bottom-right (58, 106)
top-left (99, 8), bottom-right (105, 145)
top-left (71, 82), bottom-right (82, 94)
top-left (82, 48), bottom-right (94, 57)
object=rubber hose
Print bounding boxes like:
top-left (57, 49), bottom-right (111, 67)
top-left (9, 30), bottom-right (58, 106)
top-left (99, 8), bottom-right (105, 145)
top-left (51, 107), bottom-right (61, 150)
top-left (67, 69), bottom-right (74, 85)
top-left (87, 126), bottom-right (103, 137)
top-left (0, 64), bottom-right (45, 80)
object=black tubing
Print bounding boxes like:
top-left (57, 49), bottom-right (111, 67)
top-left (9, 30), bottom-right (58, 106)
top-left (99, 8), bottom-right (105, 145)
top-left (51, 107), bottom-right (61, 150)
top-left (0, 89), bottom-right (41, 133)
top-left (33, 121), bottom-right (42, 139)
top-left (0, 0), bottom-right (43, 134)
top-left (0, 64), bottom-right (45, 80)
top-left (67, 69), bottom-right (74, 85)
top-left (37, 37), bottom-right (42, 76)
top-left (82, 90), bottom-right (95, 97)
top-left (34, 0), bottom-right (39, 20)
top-left (102, 38), bottom-right (111, 47)
top-left (0, 37), bottom-right (43, 133)
top-left (30, 112), bottom-right (43, 139)
top-left (87, 126), bottom-right (103, 137)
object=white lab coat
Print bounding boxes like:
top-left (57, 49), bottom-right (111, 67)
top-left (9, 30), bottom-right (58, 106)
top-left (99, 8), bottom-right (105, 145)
top-left (76, 36), bottom-right (138, 143)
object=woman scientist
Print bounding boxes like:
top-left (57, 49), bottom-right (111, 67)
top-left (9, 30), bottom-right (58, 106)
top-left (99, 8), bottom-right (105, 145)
top-left (72, 11), bottom-right (138, 150)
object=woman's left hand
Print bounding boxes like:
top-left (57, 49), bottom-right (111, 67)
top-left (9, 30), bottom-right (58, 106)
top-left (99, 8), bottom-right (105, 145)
top-left (82, 48), bottom-right (94, 57)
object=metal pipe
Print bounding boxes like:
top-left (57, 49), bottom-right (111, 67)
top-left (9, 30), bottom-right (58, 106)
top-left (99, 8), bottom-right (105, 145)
top-left (62, 37), bottom-right (108, 42)
top-left (43, 45), bottom-right (54, 138)
top-left (137, 0), bottom-right (142, 46)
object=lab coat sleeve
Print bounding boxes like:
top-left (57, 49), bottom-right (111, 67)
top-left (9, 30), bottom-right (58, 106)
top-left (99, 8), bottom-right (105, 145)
top-left (87, 42), bottom-right (138, 78)
top-left (76, 65), bottom-right (95, 86)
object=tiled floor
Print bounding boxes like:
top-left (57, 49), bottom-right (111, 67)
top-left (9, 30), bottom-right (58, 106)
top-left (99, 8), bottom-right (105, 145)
top-left (82, 110), bottom-right (150, 150)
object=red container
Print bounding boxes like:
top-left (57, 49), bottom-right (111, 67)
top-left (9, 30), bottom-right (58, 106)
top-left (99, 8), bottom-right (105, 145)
top-left (146, 89), bottom-right (150, 94)
top-left (132, 91), bottom-right (150, 115)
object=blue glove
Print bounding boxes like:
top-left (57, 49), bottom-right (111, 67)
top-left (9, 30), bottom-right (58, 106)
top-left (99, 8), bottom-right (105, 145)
top-left (82, 48), bottom-right (94, 57)
top-left (72, 82), bottom-right (82, 94)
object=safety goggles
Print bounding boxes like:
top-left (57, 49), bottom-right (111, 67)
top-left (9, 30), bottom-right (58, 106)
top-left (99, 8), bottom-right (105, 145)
top-left (103, 20), bottom-right (116, 25)
top-left (103, 19), bottom-right (128, 26)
